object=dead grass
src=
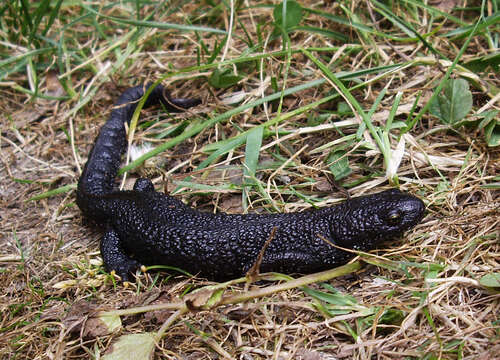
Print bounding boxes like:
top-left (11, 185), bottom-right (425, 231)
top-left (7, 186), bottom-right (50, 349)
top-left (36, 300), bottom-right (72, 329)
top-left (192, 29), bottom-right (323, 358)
top-left (1, 1), bottom-right (499, 359)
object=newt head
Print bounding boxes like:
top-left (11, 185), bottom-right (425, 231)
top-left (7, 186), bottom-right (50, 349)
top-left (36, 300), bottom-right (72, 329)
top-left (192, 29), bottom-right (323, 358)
top-left (331, 189), bottom-right (425, 250)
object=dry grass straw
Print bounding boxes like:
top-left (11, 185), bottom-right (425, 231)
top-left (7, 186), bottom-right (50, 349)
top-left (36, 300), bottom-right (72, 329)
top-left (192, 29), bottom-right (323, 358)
top-left (1, 1), bottom-right (499, 359)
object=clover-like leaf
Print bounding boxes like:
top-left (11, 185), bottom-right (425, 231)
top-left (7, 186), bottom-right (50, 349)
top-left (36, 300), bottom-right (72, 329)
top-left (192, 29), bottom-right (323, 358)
top-left (327, 150), bottom-right (351, 181)
top-left (98, 313), bottom-right (122, 334)
top-left (429, 78), bottom-right (472, 124)
top-left (479, 273), bottom-right (500, 288)
top-left (209, 68), bottom-right (244, 88)
top-left (102, 333), bottom-right (156, 360)
top-left (273, 0), bottom-right (303, 32)
top-left (484, 116), bottom-right (500, 147)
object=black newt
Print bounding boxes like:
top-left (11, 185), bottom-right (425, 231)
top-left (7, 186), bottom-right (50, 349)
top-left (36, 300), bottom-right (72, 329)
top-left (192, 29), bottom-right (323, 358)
top-left (76, 83), bottom-right (425, 281)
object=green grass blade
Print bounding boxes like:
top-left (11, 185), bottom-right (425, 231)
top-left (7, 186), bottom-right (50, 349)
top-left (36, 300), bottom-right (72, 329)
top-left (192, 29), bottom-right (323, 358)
top-left (82, 4), bottom-right (227, 34)
top-left (27, 184), bottom-right (77, 202)
top-left (243, 126), bottom-right (264, 181)
top-left (371, 0), bottom-right (447, 59)
top-left (118, 78), bottom-right (325, 175)
top-left (443, 13), bottom-right (499, 38)
top-left (300, 48), bottom-right (389, 166)
top-left (400, 0), bottom-right (467, 25)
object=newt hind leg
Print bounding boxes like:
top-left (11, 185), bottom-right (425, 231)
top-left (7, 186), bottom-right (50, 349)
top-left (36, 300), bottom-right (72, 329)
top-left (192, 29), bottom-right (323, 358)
top-left (101, 226), bottom-right (141, 282)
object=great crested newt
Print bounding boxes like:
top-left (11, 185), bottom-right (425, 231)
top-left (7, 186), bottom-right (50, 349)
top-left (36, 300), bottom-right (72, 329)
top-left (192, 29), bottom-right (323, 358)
top-left (76, 83), bottom-right (425, 281)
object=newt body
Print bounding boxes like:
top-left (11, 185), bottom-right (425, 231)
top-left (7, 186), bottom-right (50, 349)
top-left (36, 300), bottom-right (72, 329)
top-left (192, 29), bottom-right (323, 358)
top-left (76, 84), bottom-right (425, 281)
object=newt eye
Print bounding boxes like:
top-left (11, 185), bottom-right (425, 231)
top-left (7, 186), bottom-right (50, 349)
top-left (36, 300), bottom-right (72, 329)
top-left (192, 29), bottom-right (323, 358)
top-left (386, 210), bottom-right (402, 225)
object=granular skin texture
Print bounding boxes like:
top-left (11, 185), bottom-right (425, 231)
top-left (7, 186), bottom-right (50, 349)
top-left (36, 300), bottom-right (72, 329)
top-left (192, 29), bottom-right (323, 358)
top-left (76, 84), bottom-right (425, 281)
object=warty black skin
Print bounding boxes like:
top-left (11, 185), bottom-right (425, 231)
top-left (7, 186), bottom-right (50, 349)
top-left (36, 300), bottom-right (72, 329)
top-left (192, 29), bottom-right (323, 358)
top-left (76, 84), bottom-right (425, 282)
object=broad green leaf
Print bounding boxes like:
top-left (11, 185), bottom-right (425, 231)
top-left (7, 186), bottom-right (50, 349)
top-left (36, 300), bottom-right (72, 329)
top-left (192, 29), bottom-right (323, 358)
top-left (337, 101), bottom-right (352, 115)
top-left (484, 118), bottom-right (500, 147)
top-left (477, 110), bottom-right (499, 130)
top-left (327, 150), bottom-right (351, 181)
top-left (479, 273), bottom-right (500, 288)
top-left (378, 308), bottom-right (405, 325)
top-left (477, 110), bottom-right (500, 147)
top-left (429, 78), bottom-right (472, 124)
top-left (102, 333), bottom-right (156, 360)
top-left (98, 313), bottom-right (122, 333)
top-left (273, 0), bottom-right (303, 31)
top-left (208, 68), bottom-right (244, 88)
